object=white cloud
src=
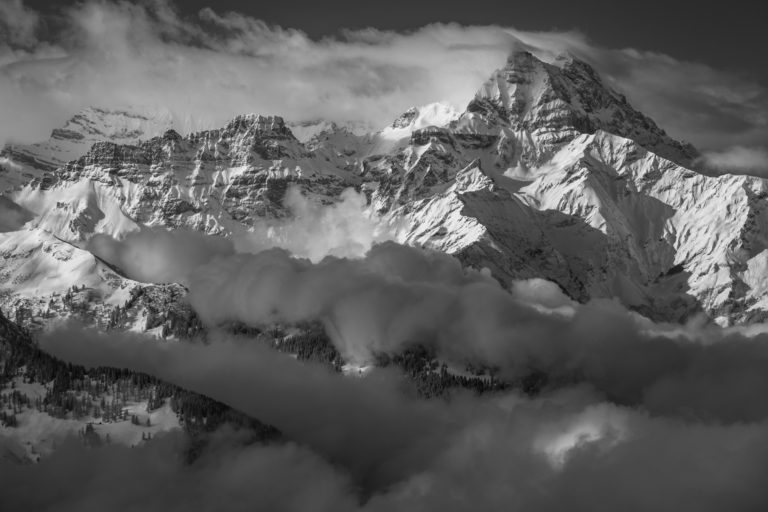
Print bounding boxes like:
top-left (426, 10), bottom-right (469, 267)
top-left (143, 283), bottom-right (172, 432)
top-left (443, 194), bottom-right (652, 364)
top-left (0, 1), bottom-right (512, 144)
top-left (86, 186), bottom-right (396, 286)
top-left (0, 0), bottom-right (765, 157)
top-left (696, 145), bottom-right (768, 176)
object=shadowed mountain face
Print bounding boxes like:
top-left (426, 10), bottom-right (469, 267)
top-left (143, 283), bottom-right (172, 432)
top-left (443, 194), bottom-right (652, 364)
top-left (1, 49), bottom-right (766, 329)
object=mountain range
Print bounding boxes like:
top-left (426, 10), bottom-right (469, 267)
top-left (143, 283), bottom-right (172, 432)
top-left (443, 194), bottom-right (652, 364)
top-left (2, 49), bottom-right (766, 331)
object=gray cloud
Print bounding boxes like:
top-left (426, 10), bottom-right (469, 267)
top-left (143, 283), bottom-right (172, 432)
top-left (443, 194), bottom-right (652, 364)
top-left (0, 196), bottom-right (32, 232)
top-left (0, 430), bottom-right (358, 512)
top-left (38, 326), bottom-right (454, 491)
top-left (367, 400), bottom-right (768, 512)
top-left (29, 218), bottom-right (768, 505)
top-left (28, 325), bottom-right (768, 511)
top-left (60, 224), bottom-right (768, 423)
top-left (188, 246), bottom-right (768, 423)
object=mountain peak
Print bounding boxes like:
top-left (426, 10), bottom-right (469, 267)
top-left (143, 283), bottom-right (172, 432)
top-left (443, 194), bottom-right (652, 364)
top-left (464, 50), bottom-right (698, 167)
top-left (222, 114), bottom-right (294, 139)
top-left (387, 103), bottom-right (460, 131)
top-left (54, 106), bottom-right (177, 143)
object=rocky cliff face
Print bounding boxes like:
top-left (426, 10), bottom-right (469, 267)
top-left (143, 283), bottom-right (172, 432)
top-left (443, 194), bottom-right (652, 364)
top-left (1, 50), bottom-right (765, 326)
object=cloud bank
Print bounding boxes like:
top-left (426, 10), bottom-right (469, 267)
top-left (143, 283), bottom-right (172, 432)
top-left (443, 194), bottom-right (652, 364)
top-left (182, 242), bottom-right (768, 424)
top-left (17, 210), bottom-right (768, 508)
top-left (65, 223), bottom-right (768, 424)
top-left (38, 327), bottom-right (450, 490)
top-left (30, 322), bottom-right (768, 511)
top-left (1, 0), bottom-right (767, 174)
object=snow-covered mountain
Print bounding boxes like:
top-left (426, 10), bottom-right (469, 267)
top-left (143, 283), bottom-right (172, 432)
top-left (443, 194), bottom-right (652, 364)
top-left (0, 107), bottom-right (184, 193)
top-left (1, 49), bottom-right (766, 328)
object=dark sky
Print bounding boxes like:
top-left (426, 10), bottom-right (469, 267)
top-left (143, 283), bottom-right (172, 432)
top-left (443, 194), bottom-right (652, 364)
top-left (26, 0), bottom-right (768, 85)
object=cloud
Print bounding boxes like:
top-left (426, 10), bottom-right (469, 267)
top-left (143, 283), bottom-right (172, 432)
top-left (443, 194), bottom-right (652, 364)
top-left (0, 196), bottom-right (33, 232)
top-left (366, 397), bottom-right (768, 512)
top-left (87, 228), bottom-right (235, 285)
top-left (176, 240), bottom-right (768, 423)
top-left (38, 325), bottom-right (455, 491)
top-left (0, 1), bottom-right (765, 158)
top-left (20, 326), bottom-right (768, 510)
top-left (0, 0), bottom-right (38, 48)
top-left (85, 186), bottom-right (396, 285)
top-left (72, 222), bottom-right (768, 424)
top-left (235, 187), bottom-right (397, 262)
top-left (695, 145), bottom-right (768, 176)
top-left (29, 228), bottom-right (768, 506)
top-left (0, 431), bottom-right (358, 512)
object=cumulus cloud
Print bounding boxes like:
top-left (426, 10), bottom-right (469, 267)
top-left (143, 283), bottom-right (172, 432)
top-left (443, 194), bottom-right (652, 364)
top-left (0, 0), bottom-right (38, 49)
top-left (0, 0), bottom-right (766, 159)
